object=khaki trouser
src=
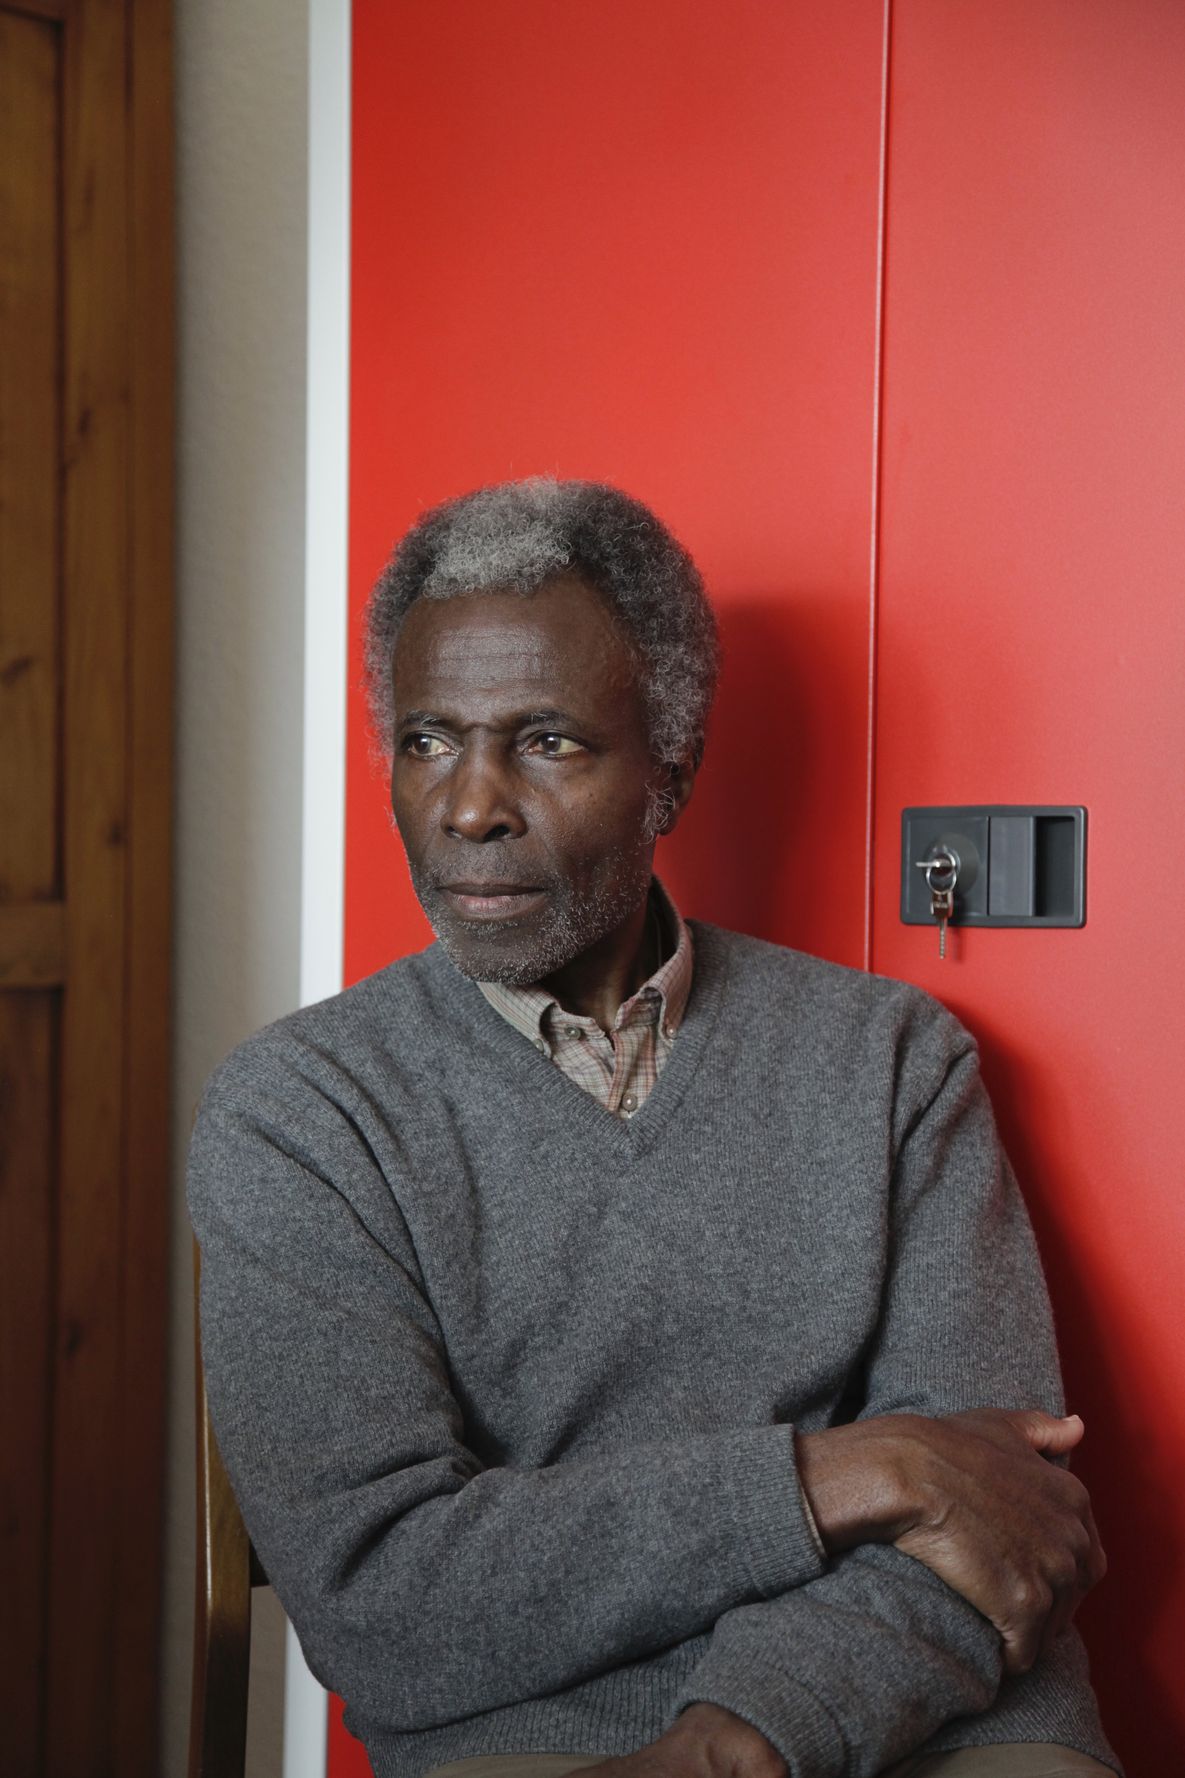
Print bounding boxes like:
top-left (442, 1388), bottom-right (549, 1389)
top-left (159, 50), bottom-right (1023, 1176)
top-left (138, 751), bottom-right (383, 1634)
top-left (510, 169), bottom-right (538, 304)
top-left (425, 1746), bottom-right (1113, 1778)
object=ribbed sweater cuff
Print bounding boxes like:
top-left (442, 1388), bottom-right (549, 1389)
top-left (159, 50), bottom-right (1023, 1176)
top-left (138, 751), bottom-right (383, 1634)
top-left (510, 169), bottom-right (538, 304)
top-left (672, 1650), bottom-right (846, 1776)
top-left (713, 1424), bottom-right (828, 1598)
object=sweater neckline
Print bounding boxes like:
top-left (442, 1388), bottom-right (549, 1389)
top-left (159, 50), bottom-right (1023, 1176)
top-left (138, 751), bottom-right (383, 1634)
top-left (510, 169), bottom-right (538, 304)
top-left (420, 921), bottom-right (731, 1158)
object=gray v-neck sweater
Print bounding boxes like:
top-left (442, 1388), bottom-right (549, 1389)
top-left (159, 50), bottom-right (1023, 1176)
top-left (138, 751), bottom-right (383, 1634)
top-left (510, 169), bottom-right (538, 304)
top-left (188, 923), bottom-right (1115, 1778)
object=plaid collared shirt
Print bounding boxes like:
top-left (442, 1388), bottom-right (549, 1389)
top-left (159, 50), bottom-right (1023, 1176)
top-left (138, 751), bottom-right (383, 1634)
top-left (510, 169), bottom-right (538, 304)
top-left (477, 880), bottom-right (693, 1120)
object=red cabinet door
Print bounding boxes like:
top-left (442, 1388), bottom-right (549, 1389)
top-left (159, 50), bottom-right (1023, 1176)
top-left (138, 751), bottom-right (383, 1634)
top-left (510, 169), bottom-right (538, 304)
top-left (872, 6), bottom-right (1185, 1770)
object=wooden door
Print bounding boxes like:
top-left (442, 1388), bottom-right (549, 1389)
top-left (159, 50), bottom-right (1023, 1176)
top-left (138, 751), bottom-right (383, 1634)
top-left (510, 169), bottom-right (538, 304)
top-left (0, 1), bottom-right (173, 1773)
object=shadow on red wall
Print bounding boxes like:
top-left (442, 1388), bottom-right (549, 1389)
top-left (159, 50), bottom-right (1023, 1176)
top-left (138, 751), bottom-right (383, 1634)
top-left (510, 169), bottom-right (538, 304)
top-left (661, 598), bottom-right (868, 969)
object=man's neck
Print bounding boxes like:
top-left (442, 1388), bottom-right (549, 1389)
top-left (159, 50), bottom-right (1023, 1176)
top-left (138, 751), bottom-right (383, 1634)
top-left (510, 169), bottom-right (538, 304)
top-left (535, 889), bottom-right (663, 1033)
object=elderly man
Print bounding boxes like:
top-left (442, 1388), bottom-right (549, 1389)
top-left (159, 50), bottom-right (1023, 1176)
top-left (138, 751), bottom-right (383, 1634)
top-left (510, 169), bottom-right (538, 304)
top-left (188, 480), bottom-right (1117, 1778)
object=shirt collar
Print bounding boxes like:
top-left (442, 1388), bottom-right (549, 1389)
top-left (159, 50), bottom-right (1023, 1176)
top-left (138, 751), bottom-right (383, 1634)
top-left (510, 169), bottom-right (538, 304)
top-left (477, 879), bottom-right (693, 1053)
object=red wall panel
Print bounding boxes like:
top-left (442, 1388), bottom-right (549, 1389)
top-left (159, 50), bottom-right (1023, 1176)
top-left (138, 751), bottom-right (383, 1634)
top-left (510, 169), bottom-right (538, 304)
top-left (342, 5), bottom-right (886, 1772)
top-left (346, 0), bottom-right (886, 991)
top-left (872, 5), bottom-right (1185, 1770)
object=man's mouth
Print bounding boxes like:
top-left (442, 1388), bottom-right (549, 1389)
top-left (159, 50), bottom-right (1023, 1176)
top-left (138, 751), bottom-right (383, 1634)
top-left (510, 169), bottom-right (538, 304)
top-left (437, 882), bottom-right (549, 921)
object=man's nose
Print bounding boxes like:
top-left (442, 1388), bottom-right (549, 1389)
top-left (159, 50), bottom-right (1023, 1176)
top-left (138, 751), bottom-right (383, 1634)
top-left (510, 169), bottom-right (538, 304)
top-left (441, 748), bottom-right (527, 842)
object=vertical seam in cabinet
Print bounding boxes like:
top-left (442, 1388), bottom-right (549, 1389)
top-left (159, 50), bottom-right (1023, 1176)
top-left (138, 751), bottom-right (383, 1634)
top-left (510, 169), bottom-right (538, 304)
top-left (864, 0), bottom-right (893, 973)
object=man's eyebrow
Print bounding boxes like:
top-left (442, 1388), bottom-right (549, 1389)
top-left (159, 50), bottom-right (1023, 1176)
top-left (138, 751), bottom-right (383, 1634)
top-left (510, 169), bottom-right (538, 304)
top-left (519, 708), bottom-right (582, 728)
top-left (397, 710), bottom-right (447, 730)
top-left (396, 707), bottom-right (586, 731)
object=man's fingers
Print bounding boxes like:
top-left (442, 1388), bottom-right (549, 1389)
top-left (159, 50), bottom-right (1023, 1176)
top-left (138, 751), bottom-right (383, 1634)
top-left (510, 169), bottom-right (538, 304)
top-left (1002, 1623), bottom-right (1041, 1676)
top-left (948, 1407), bottom-right (1083, 1460)
top-left (1011, 1410), bottom-right (1084, 1455)
top-left (891, 1405), bottom-right (1106, 1682)
top-left (1058, 1467), bottom-right (1106, 1593)
top-left (999, 1576), bottom-right (1052, 1674)
top-left (1039, 1589), bottom-right (1077, 1663)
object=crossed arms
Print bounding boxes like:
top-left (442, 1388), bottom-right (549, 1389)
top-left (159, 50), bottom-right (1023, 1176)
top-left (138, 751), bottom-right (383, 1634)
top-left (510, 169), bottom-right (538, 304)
top-left (569, 1407), bottom-right (1104, 1778)
top-left (188, 1019), bottom-right (1104, 1778)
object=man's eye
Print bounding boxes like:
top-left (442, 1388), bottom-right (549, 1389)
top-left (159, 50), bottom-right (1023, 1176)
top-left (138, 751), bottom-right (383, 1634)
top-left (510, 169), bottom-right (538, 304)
top-left (527, 733), bottom-right (583, 757)
top-left (403, 734), bottom-right (451, 758)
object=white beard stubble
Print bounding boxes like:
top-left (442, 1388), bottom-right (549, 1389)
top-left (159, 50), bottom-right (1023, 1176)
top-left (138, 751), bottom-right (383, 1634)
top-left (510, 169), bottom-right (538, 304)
top-left (406, 838), bottom-right (655, 988)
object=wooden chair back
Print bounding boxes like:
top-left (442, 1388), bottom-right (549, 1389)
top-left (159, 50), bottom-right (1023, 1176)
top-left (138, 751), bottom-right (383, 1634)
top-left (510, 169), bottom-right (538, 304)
top-left (189, 1240), bottom-right (269, 1778)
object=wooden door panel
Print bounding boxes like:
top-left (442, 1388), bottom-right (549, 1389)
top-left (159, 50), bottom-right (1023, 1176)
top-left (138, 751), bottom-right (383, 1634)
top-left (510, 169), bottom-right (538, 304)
top-left (0, 992), bottom-right (57, 1777)
top-left (0, 1), bottom-right (172, 1773)
top-left (0, 10), bottom-right (61, 905)
top-left (0, 16), bottom-right (62, 1769)
top-left (48, 0), bottom-right (131, 1759)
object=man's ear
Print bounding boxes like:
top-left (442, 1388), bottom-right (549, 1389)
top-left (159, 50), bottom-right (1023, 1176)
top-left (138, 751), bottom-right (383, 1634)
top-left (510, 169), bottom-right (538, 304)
top-left (656, 756), bottom-right (697, 835)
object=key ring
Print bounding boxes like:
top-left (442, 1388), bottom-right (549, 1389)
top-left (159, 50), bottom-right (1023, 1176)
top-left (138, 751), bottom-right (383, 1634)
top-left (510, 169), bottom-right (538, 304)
top-left (916, 849), bottom-right (958, 891)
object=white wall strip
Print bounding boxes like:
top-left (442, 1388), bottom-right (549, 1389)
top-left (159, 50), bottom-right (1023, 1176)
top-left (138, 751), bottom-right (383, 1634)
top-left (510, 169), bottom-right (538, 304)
top-left (299, 0), bottom-right (351, 1015)
top-left (287, 1), bottom-right (351, 1775)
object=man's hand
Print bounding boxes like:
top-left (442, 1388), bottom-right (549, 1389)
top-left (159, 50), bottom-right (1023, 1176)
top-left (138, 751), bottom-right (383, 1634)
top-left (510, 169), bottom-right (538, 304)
top-left (567, 1704), bottom-right (785, 1778)
top-left (797, 1409), bottom-right (1107, 1675)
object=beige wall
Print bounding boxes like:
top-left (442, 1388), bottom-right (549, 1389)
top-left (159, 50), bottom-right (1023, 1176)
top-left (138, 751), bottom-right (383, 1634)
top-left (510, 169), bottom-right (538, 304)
top-left (163, 1), bottom-right (311, 1771)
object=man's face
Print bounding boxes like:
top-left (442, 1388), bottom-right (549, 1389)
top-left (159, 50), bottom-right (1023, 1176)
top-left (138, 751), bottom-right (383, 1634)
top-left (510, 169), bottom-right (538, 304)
top-left (390, 575), bottom-right (666, 985)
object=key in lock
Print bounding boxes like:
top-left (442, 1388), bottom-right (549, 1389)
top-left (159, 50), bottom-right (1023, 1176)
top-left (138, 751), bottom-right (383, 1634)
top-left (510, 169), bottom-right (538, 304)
top-left (914, 848), bottom-right (960, 958)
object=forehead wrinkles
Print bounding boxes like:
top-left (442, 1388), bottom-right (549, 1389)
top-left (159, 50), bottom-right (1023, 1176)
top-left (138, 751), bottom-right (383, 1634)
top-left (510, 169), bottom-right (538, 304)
top-left (396, 587), bottom-right (642, 709)
top-left (424, 626), bottom-right (560, 690)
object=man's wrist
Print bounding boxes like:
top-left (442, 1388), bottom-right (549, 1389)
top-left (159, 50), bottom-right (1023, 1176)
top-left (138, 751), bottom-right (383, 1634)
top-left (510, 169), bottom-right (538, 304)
top-left (669, 1703), bottom-right (786, 1778)
top-left (795, 1420), bottom-right (918, 1554)
top-left (797, 1472), bottom-right (829, 1563)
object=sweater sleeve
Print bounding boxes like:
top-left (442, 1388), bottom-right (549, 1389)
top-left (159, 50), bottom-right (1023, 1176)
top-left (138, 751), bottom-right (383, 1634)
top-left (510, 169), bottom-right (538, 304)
top-left (187, 1049), bottom-right (826, 1733)
top-left (672, 1015), bottom-right (1104, 1775)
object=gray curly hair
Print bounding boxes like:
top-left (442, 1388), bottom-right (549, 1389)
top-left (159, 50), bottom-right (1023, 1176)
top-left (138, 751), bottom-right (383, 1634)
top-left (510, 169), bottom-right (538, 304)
top-left (363, 477), bottom-right (720, 766)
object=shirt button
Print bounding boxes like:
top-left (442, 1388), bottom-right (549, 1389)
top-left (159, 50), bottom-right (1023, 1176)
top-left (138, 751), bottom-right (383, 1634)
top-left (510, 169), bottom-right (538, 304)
top-left (565, 1026), bottom-right (583, 1039)
top-left (535, 1039), bottom-right (547, 1053)
top-left (622, 1093), bottom-right (637, 1113)
top-left (663, 1023), bottom-right (675, 1039)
